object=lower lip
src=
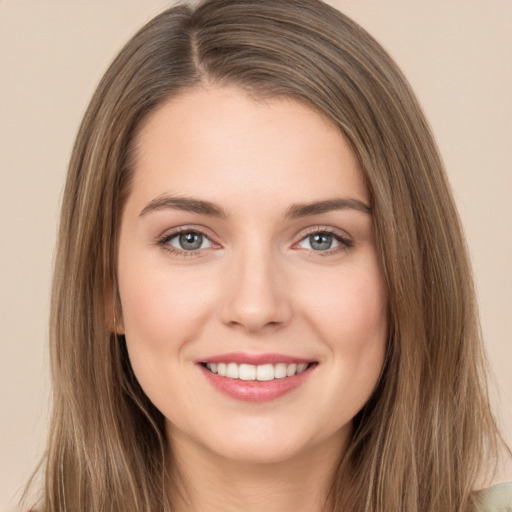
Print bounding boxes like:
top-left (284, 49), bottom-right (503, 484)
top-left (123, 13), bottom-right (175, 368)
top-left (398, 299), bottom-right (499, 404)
top-left (199, 364), bottom-right (316, 402)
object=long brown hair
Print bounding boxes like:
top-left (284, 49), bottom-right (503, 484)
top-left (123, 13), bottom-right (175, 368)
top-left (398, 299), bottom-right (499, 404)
top-left (25, 1), bottom-right (506, 510)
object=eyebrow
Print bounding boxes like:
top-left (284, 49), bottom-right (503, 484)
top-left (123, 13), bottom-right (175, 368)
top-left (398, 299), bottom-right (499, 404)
top-left (139, 195), bottom-right (227, 217)
top-left (139, 195), bottom-right (371, 218)
top-left (284, 198), bottom-right (371, 218)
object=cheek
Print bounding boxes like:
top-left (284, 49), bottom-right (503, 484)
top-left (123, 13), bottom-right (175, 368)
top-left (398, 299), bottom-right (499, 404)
top-left (308, 268), bottom-right (388, 414)
top-left (117, 261), bottom-right (222, 419)
top-left (302, 265), bottom-right (388, 348)
top-left (300, 262), bottom-right (388, 397)
top-left (118, 260), bottom-right (218, 369)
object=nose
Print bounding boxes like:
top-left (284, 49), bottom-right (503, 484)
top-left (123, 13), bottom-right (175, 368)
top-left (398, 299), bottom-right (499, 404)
top-left (219, 248), bottom-right (293, 333)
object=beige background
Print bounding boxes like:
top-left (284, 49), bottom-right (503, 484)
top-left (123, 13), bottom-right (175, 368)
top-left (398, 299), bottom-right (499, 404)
top-left (1, 1), bottom-right (511, 509)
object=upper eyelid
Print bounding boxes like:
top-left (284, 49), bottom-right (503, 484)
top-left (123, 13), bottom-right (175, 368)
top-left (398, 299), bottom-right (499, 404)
top-left (296, 225), bottom-right (352, 241)
top-left (158, 225), bottom-right (218, 242)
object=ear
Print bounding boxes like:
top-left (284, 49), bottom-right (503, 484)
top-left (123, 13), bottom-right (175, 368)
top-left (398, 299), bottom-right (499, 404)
top-left (105, 278), bottom-right (124, 335)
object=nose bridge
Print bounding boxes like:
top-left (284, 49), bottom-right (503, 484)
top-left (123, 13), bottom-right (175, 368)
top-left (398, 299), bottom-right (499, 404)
top-left (220, 238), bottom-right (291, 332)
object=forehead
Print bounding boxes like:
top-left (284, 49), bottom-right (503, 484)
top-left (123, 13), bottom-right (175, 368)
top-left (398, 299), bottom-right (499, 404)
top-left (129, 85), bottom-right (368, 210)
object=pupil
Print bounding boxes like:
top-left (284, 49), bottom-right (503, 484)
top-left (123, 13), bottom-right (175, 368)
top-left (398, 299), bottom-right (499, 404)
top-left (179, 232), bottom-right (202, 250)
top-left (310, 233), bottom-right (332, 250)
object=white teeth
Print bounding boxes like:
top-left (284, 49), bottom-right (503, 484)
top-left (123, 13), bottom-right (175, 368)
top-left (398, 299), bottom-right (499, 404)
top-left (256, 364), bottom-right (274, 381)
top-left (217, 363), bottom-right (227, 377)
top-left (274, 363), bottom-right (287, 379)
top-left (239, 364), bottom-right (256, 381)
top-left (226, 363), bottom-right (239, 379)
top-left (286, 363), bottom-right (297, 377)
top-left (204, 362), bottom-right (311, 381)
top-left (297, 363), bottom-right (308, 374)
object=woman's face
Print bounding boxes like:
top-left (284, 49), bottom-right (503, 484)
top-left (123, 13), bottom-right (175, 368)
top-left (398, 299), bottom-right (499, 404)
top-left (117, 85), bottom-right (388, 464)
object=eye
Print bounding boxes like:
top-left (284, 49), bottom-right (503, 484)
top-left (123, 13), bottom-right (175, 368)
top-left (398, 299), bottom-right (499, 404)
top-left (160, 230), bottom-right (214, 252)
top-left (296, 230), bottom-right (352, 253)
top-left (298, 232), bottom-right (338, 251)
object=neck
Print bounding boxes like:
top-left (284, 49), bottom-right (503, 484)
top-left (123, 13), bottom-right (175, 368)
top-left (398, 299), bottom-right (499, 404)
top-left (168, 428), bottom-right (349, 512)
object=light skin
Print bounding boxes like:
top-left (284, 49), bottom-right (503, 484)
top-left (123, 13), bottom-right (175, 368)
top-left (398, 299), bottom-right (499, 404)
top-left (117, 85), bottom-right (388, 512)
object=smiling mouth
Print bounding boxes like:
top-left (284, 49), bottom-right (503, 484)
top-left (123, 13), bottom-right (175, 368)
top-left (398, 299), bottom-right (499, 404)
top-left (200, 362), bottom-right (316, 381)
top-left (198, 357), bottom-right (318, 402)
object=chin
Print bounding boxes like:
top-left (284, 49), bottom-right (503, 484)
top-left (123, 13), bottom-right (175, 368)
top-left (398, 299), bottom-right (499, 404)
top-left (208, 438), bottom-right (306, 465)
top-left (172, 413), bottom-right (349, 467)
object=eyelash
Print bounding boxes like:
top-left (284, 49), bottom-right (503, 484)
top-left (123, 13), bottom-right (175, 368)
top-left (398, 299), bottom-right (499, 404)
top-left (157, 226), bottom-right (353, 257)
top-left (297, 227), bottom-right (353, 256)
top-left (157, 227), bottom-right (216, 257)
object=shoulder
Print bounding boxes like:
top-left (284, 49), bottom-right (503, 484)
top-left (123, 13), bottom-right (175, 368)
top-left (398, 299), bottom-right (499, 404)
top-left (475, 483), bottom-right (512, 512)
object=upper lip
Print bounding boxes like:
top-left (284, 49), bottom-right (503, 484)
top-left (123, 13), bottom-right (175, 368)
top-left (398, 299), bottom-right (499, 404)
top-left (197, 352), bottom-right (316, 365)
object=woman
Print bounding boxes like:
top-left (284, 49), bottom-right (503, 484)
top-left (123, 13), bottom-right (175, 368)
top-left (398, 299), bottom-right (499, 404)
top-left (23, 0), bottom-right (511, 510)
